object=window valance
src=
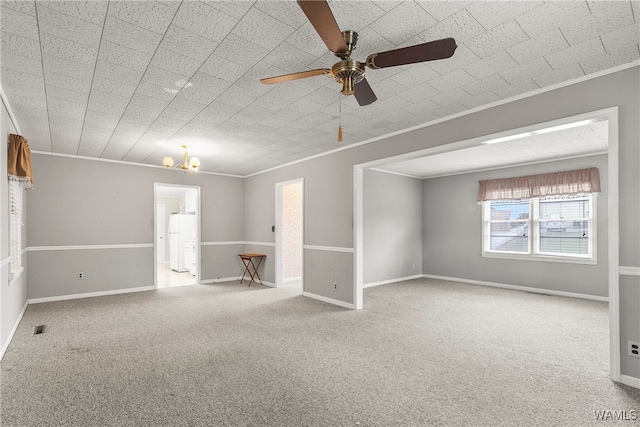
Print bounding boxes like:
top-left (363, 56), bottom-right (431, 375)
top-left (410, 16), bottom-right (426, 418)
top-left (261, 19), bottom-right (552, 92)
top-left (7, 133), bottom-right (33, 188)
top-left (478, 167), bottom-right (600, 202)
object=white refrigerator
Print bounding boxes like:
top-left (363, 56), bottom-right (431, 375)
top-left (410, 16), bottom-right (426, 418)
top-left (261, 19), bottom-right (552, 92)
top-left (168, 213), bottom-right (195, 272)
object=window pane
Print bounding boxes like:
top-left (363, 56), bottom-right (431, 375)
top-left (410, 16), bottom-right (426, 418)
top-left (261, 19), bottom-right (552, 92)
top-left (539, 195), bottom-right (589, 220)
top-left (489, 221), bottom-right (529, 252)
top-left (490, 200), bottom-right (529, 220)
top-left (539, 195), bottom-right (590, 256)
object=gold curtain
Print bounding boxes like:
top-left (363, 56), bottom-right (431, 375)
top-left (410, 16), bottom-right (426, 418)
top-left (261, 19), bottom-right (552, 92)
top-left (478, 167), bottom-right (600, 202)
top-left (7, 133), bottom-right (33, 188)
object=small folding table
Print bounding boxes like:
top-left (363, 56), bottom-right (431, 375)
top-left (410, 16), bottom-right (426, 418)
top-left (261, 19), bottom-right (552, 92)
top-left (238, 253), bottom-right (266, 286)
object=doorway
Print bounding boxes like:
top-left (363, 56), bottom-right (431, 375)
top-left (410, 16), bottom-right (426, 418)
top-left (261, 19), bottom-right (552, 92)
top-left (354, 107), bottom-right (620, 382)
top-left (275, 179), bottom-right (304, 290)
top-left (154, 183), bottom-right (200, 289)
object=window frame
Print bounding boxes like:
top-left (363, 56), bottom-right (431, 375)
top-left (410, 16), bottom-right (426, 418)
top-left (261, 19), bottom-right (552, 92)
top-left (482, 194), bottom-right (597, 265)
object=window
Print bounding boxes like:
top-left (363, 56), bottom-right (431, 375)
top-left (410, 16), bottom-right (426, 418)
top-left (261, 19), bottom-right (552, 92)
top-left (9, 180), bottom-right (24, 280)
top-left (482, 194), bottom-right (595, 262)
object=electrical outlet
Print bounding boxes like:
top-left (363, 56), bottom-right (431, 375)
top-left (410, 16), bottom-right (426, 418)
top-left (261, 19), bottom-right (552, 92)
top-left (333, 282), bottom-right (338, 291)
top-left (629, 341), bottom-right (640, 358)
top-left (77, 272), bottom-right (84, 280)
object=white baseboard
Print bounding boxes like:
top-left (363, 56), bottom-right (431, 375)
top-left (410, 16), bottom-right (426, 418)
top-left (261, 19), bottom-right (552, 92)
top-left (200, 276), bottom-right (275, 287)
top-left (364, 274), bottom-right (423, 289)
top-left (0, 300), bottom-right (28, 361)
top-left (302, 291), bottom-right (355, 309)
top-left (620, 374), bottom-right (640, 389)
top-left (28, 286), bottom-right (155, 304)
top-left (200, 276), bottom-right (241, 284)
top-left (422, 274), bottom-right (608, 302)
top-left (283, 276), bottom-right (302, 283)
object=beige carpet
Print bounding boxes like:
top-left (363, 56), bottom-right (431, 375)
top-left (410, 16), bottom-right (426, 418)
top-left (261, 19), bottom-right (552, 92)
top-left (1, 278), bottom-right (638, 426)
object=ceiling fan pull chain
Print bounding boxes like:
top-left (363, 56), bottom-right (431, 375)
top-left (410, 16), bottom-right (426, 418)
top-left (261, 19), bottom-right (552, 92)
top-left (338, 99), bottom-right (343, 142)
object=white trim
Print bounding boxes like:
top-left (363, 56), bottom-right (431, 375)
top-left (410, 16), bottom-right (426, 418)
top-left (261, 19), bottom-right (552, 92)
top-left (422, 274), bottom-right (609, 302)
top-left (368, 167), bottom-right (421, 180)
top-left (27, 243), bottom-right (153, 251)
top-left (244, 241), bottom-right (276, 247)
top-left (248, 62), bottom-right (639, 178)
top-left (0, 300), bottom-right (28, 361)
top-left (30, 150), bottom-right (243, 178)
top-left (200, 276), bottom-right (242, 284)
top-left (0, 83), bottom-right (22, 134)
top-left (201, 241), bottom-right (246, 246)
top-left (200, 241), bottom-right (278, 247)
top-left (620, 375), bottom-right (640, 389)
top-left (354, 167), bottom-right (364, 310)
top-left (364, 274), bottom-right (423, 289)
top-left (481, 251), bottom-right (598, 265)
top-left (9, 266), bottom-right (24, 286)
top-left (302, 291), bottom-right (355, 309)
top-left (1, 256), bottom-right (10, 268)
top-left (619, 266), bottom-right (640, 276)
top-left (607, 107), bottom-right (621, 384)
top-left (199, 277), bottom-right (275, 287)
top-left (304, 245), bottom-right (354, 253)
top-left (283, 276), bottom-right (302, 283)
top-left (28, 286), bottom-right (155, 304)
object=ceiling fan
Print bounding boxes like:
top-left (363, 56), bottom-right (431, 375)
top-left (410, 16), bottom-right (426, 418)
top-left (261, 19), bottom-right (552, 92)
top-left (260, 0), bottom-right (458, 106)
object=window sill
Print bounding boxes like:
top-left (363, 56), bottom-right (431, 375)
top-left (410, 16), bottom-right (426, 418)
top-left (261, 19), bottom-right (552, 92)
top-left (482, 251), bottom-right (597, 265)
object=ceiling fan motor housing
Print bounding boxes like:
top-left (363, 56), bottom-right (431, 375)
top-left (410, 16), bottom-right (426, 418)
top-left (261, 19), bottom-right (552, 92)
top-left (331, 60), bottom-right (366, 95)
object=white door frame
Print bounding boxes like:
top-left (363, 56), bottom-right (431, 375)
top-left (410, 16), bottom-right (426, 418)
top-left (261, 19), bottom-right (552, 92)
top-left (154, 183), bottom-right (201, 288)
top-left (354, 107), bottom-right (620, 383)
top-left (156, 204), bottom-right (165, 264)
top-left (275, 178), bottom-right (304, 287)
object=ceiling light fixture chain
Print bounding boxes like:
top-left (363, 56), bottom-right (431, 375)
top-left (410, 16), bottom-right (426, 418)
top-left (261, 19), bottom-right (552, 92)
top-left (162, 145), bottom-right (200, 174)
top-left (338, 97), bottom-right (343, 143)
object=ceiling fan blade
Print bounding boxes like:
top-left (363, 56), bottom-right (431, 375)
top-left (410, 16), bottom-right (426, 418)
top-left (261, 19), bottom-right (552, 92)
top-left (365, 38), bottom-right (458, 69)
top-left (297, 0), bottom-right (348, 55)
top-left (354, 78), bottom-right (377, 106)
top-left (260, 69), bottom-right (331, 85)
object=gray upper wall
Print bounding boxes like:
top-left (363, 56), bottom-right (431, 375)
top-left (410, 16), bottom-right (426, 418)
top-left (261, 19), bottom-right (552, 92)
top-left (27, 155), bottom-right (244, 246)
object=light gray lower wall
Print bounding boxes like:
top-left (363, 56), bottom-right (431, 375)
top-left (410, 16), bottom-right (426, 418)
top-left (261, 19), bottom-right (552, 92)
top-left (26, 154), bottom-right (244, 299)
top-left (27, 247), bottom-right (152, 299)
top-left (363, 169), bottom-right (422, 285)
top-left (422, 154), bottom-right (608, 297)
top-left (200, 244), bottom-right (245, 281)
top-left (620, 274), bottom-right (640, 378)
top-left (242, 244), bottom-right (275, 284)
top-left (304, 249), bottom-right (353, 304)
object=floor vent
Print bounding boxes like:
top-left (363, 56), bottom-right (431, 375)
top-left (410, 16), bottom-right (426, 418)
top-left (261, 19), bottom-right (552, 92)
top-left (34, 325), bottom-right (45, 335)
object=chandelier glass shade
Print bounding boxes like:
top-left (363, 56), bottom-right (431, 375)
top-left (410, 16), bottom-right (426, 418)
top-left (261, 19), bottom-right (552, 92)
top-left (163, 145), bottom-right (200, 173)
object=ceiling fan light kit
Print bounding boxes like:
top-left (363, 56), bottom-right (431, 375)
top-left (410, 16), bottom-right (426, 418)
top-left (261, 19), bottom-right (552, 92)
top-left (260, 0), bottom-right (458, 109)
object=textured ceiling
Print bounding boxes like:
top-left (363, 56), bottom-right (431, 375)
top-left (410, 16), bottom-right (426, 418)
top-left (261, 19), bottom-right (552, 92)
top-left (376, 119), bottom-right (609, 178)
top-left (1, 0), bottom-right (638, 176)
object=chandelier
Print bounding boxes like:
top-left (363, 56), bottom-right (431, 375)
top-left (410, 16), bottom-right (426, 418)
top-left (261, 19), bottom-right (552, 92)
top-left (162, 145), bottom-right (200, 174)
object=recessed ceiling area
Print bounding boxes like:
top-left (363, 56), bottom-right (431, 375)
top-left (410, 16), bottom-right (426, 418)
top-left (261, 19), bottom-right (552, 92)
top-left (374, 120), bottom-right (609, 179)
top-left (0, 1), bottom-right (637, 176)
